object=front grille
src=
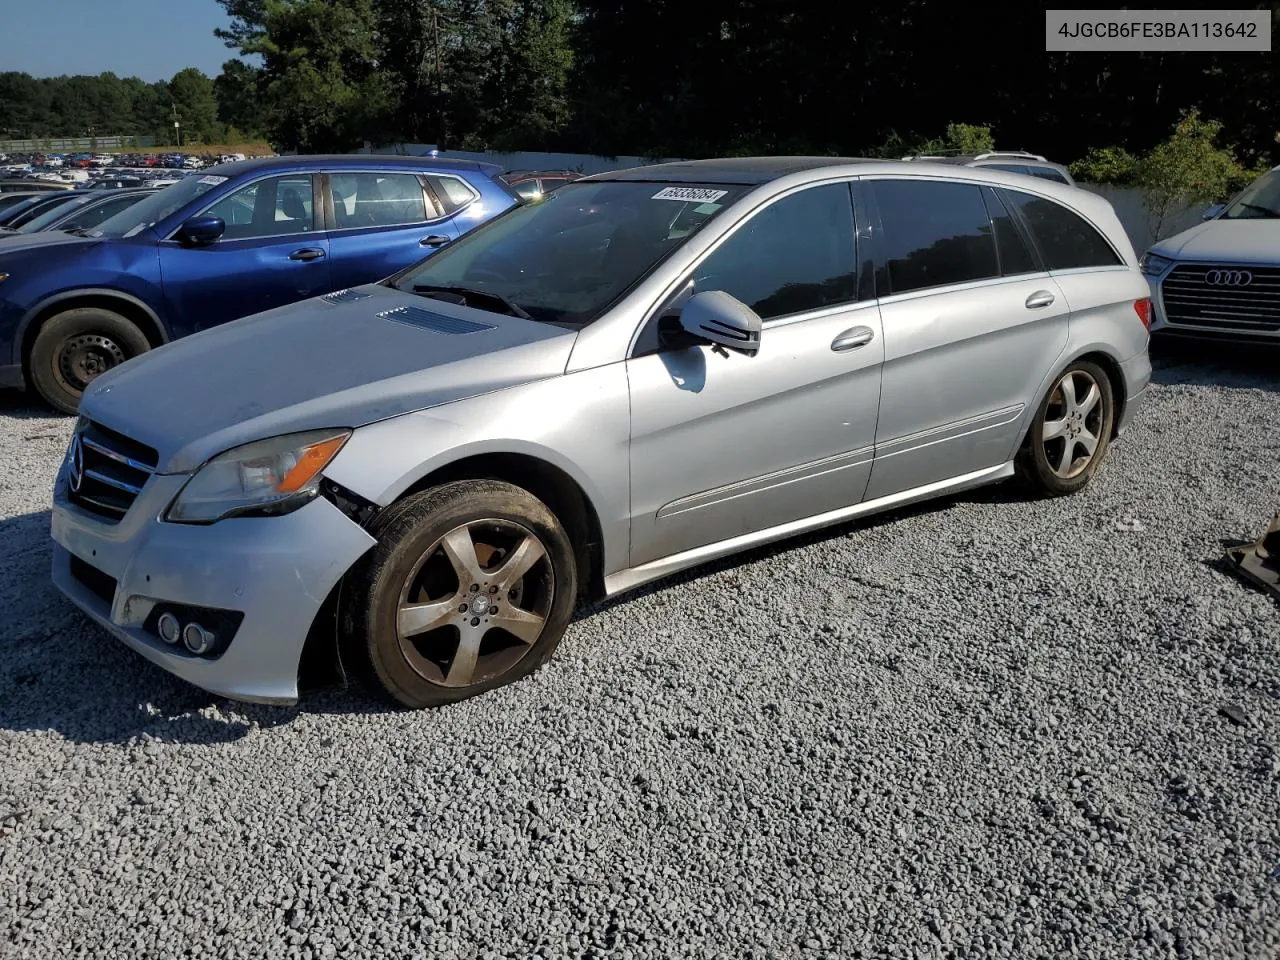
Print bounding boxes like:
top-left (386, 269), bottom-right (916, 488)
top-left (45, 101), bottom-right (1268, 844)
top-left (1162, 264), bottom-right (1280, 332)
top-left (69, 555), bottom-right (118, 607)
top-left (68, 421), bottom-right (159, 522)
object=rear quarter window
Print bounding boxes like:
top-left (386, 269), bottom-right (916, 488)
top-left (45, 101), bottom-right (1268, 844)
top-left (997, 189), bottom-right (1121, 270)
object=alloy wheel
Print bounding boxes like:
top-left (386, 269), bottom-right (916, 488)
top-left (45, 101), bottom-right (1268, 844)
top-left (395, 519), bottom-right (554, 689)
top-left (1042, 368), bottom-right (1105, 480)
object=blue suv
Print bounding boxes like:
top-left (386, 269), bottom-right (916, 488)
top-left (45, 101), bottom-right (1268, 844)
top-left (0, 154), bottom-right (518, 412)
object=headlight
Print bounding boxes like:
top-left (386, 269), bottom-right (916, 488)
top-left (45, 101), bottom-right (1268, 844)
top-left (1139, 252), bottom-right (1174, 277)
top-left (165, 429), bottom-right (350, 524)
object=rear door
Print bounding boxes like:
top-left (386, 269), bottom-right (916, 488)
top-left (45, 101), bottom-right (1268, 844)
top-left (997, 186), bottom-right (1133, 334)
top-left (863, 177), bottom-right (1070, 499)
top-left (158, 173), bottom-right (330, 330)
top-left (324, 170), bottom-right (474, 289)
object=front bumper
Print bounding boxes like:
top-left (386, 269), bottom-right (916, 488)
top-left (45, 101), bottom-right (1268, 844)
top-left (50, 465), bottom-right (377, 704)
top-left (1115, 349), bottom-right (1151, 437)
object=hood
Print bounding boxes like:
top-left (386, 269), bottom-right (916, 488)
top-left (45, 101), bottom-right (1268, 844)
top-left (1149, 218), bottom-right (1280, 263)
top-left (0, 229), bottom-right (99, 254)
top-left (81, 284), bottom-right (578, 474)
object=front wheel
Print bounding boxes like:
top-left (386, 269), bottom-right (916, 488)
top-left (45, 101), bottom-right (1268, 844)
top-left (28, 307), bottom-right (151, 415)
top-left (1016, 360), bottom-right (1115, 497)
top-left (341, 480), bottom-right (579, 708)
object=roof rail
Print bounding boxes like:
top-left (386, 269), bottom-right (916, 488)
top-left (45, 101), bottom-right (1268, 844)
top-left (974, 150), bottom-right (1047, 162)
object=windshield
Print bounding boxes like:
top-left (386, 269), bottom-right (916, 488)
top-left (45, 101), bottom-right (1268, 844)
top-left (94, 174), bottom-right (228, 238)
top-left (1221, 167), bottom-right (1280, 219)
top-left (3, 194), bottom-right (70, 229)
top-left (17, 195), bottom-right (92, 233)
top-left (392, 180), bottom-right (742, 327)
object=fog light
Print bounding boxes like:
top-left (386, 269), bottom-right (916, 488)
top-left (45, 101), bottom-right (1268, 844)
top-left (182, 622), bottom-right (215, 655)
top-left (156, 612), bottom-right (181, 644)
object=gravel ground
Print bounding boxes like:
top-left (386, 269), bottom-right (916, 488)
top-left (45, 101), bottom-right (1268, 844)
top-left (1, 341), bottom-right (1278, 960)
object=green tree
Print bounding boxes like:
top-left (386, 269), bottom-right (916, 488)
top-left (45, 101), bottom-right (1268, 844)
top-left (168, 68), bottom-right (221, 143)
top-left (214, 59), bottom-right (267, 136)
top-left (217, 0), bottom-right (392, 151)
top-left (0, 72), bottom-right (51, 137)
top-left (1139, 108), bottom-right (1250, 240)
top-left (1069, 146), bottom-right (1141, 186)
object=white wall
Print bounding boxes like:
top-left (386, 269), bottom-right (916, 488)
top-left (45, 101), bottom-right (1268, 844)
top-left (1077, 183), bottom-right (1204, 253)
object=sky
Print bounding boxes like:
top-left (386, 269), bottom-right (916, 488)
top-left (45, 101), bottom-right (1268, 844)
top-left (0, 0), bottom-right (247, 82)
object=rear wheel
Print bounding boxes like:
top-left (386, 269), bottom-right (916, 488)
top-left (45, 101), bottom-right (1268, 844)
top-left (1017, 360), bottom-right (1115, 497)
top-left (28, 307), bottom-right (151, 415)
top-left (342, 480), bottom-right (578, 708)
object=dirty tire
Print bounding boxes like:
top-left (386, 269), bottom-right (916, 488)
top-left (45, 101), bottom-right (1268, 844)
top-left (1017, 358), bottom-right (1115, 498)
top-left (341, 480), bottom-right (578, 709)
top-left (29, 307), bottom-right (151, 415)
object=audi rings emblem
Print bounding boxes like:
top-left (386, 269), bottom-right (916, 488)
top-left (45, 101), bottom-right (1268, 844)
top-left (1205, 269), bottom-right (1253, 287)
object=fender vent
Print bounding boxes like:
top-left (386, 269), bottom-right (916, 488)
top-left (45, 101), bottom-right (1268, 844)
top-left (375, 305), bottom-right (494, 335)
top-left (320, 288), bottom-right (373, 304)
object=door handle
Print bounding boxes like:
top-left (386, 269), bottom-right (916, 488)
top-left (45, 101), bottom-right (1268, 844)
top-left (420, 234), bottom-right (451, 247)
top-left (1025, 290), bottom-right (1055, 309)
top-left (831, 326), bottom-right (875, 352)
top-left (289, 248), bottom-right (326, 262)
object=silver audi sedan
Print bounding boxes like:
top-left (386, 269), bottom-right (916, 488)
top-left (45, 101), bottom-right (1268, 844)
top-left (50, 157), bottom-right (1152, 709)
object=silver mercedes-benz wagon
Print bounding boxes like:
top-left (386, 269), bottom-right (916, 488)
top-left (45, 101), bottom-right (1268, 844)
top-left (50, 157), bottom-right (1152, 708)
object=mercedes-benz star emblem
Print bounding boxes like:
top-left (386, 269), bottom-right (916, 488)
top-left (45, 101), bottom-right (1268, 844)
top-left (1205, 269), bottom-right (1253, 287)
top-left (68, 435), bottom-right (84, 493)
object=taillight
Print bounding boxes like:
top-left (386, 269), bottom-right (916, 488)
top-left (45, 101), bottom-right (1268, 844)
top-left (1133, 297), bottom-right (1151, 329)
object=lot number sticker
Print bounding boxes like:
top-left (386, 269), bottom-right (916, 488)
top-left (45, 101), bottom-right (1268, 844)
top-left (652, 186), bottom-right (728, 203)
top-left (198, 175), bottom-right (229, 185)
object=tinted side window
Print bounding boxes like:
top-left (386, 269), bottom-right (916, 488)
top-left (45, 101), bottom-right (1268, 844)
top-left (999, 189), bottom-right (1121, 269)
top-left (330, 173), bottom-right (426, 229)
top-left (984, 163), bottom-right (1029, 176)
top-left (692, 182), bottom-right (858, 320)
top-left (66, 194), bottom-right (144, 230)
top-left (1025, 166), bottom-right (1071, 185)
top-left (510, 180), bottom-right (541, 201)
top-left (870, 180), bottom-right (999, 295)
top-left (205, 175), bottom-right (315, 240)
top-left (981, 186), bottom-right (1038, 276)
top-left (425, 174), bottom-right (477, 215)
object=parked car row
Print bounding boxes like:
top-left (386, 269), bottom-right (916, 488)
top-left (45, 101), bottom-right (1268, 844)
top-left (0, 154), bottom-right (521, 411)
top-left (35, 153), bottom-right (1161, 711)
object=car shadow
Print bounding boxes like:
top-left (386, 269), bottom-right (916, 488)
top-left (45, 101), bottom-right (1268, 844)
top-left (0, 507), bottom-right (387, 746)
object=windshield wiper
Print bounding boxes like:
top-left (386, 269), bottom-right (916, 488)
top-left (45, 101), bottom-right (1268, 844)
top-left (68, 227), bottom-right (102, 238)
top-left (411, 283), bottom-right (532, 321)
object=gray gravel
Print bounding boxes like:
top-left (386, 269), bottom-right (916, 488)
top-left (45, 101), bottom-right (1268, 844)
top-left (2, 342), bottom-right (1279, 960)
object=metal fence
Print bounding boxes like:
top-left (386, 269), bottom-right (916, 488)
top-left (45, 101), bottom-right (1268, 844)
top-left (0, 135), bottom-right (156, 153)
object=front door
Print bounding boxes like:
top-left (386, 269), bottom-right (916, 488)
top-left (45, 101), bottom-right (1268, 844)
top-left (861, 178), bottom-right (1070, 500)
top-left (626, 182), bottom-right (884, 567)
top-left (158, 173), bottom-right (330, 335)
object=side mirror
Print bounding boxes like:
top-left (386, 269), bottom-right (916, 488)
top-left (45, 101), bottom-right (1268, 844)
top-left (178, 215), bottom-right (225, 246)
top-left (667, 289), bottom-right (762, 357)
top-left (1201, 203), bottom-right (1225, 221)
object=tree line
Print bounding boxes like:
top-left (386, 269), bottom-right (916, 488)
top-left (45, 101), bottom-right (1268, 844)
top-left (2, 0), bottom-right (1275, 170)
